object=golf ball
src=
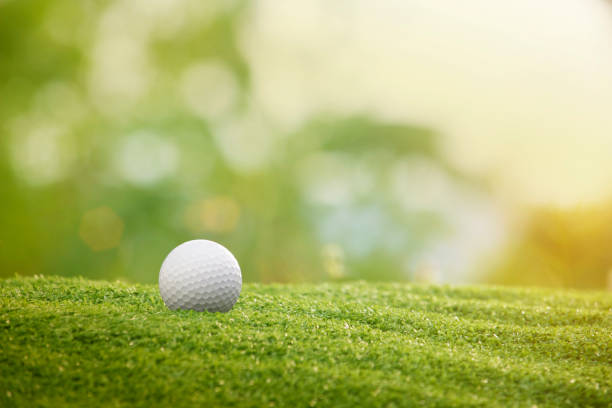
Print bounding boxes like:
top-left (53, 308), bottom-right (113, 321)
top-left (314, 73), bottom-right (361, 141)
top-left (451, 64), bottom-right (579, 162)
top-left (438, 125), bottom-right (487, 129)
top-left (159, 240), bottom-right (242, 312)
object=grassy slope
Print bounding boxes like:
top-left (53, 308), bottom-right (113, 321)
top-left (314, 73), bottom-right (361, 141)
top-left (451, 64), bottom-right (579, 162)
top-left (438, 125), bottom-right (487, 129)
top-left (1, 276), bottom-right (611, 408)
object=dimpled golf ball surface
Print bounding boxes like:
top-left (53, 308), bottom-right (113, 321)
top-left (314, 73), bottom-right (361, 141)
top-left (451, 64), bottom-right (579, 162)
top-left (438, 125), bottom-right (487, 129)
top-left (159, 240), bottom-right (242, 312)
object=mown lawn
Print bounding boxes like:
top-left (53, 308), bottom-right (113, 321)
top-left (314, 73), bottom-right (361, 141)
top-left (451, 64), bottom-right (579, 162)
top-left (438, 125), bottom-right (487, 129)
top-left (1, 276), bottom-right (611, 407)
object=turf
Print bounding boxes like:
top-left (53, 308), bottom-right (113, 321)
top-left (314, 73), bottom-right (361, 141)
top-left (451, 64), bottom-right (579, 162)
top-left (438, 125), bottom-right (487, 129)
top-left (1, 276), bottom-right (611, 407)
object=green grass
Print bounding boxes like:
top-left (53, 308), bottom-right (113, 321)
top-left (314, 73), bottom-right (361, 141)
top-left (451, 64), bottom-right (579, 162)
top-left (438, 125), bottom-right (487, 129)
top-left (1, 276), bottom-right (611, 407)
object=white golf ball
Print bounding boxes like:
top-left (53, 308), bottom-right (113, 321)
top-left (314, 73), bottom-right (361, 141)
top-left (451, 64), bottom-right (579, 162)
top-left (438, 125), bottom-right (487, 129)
top-left (159, 240), bottom-right (242, 312)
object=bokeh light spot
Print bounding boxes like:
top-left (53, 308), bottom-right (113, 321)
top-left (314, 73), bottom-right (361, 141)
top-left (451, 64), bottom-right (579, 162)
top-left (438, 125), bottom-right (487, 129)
top-left (79, 206), bottom-right (124, 251)
top-left (114, 131), bottom-right (180, 186)
top-left (184, 197), bottom-right (241, 234)
top-left (180, 60), bottom-right (240, 121)
top-left (213, 107), bottom-right (277, 173)
top-left (10, 121), bottom-right (71, 186)
top-left (412, 262), bottom-right (441, 284)
top-left (322, 244), bottom-right (345, 279)
top-left (297, 153), bottom-right (373, 206)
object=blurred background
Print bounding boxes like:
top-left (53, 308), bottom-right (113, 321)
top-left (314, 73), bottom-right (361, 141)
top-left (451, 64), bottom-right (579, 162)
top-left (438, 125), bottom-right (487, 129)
top-left (1, 0), bottom-right (612, 289)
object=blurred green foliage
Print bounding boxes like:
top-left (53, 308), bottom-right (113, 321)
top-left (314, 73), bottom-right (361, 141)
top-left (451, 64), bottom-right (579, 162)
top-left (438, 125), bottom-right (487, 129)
top-left (0, 0), bottom-right (465, 284)
top-left (1, 0), bottom-right (611, 289)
